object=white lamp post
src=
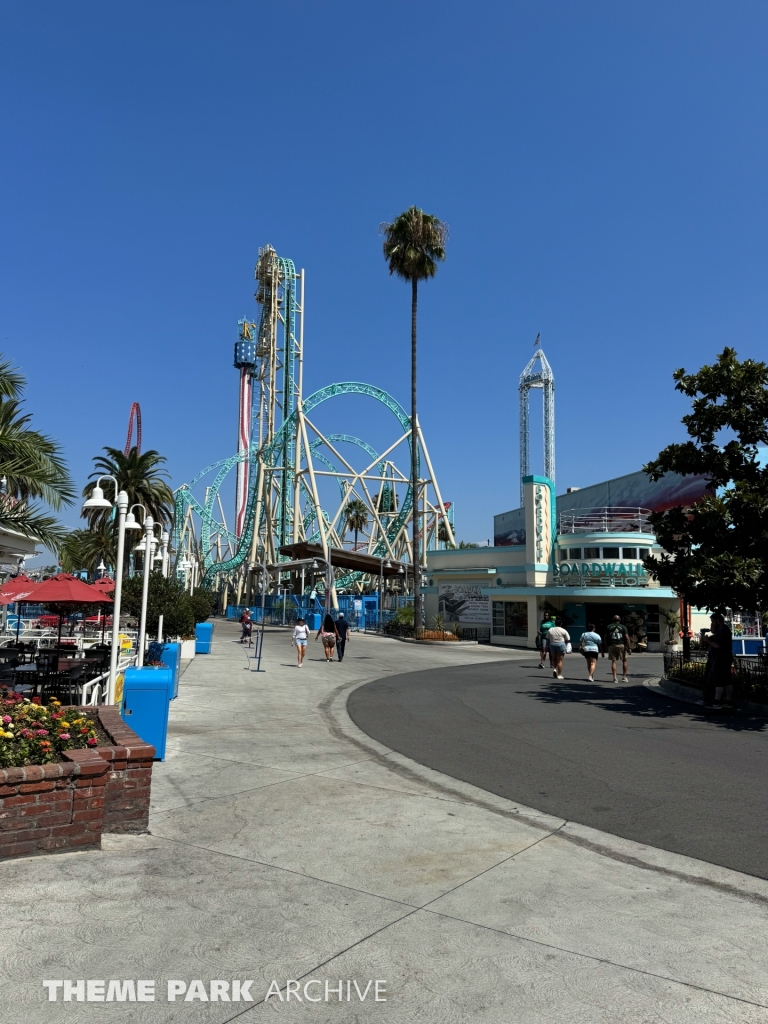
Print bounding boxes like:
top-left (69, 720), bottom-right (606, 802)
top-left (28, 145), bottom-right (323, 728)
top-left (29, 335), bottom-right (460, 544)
top-left (379, 556), bottom-right (392, 626)
top-left (135, 513), bottom-right (154, 666)
top-left (160, 531), bottom-right (169, 578)
top-left (82, 477), bottom-right (135, 704)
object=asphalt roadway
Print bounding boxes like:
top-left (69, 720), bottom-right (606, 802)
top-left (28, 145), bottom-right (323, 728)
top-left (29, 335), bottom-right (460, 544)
top-left (348, 649), bottom-right (768, 879)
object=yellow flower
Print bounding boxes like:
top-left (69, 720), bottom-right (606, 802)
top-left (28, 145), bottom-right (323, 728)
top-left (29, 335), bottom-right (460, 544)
top-left (49, 699), bottom-right (61, 707)
top-left (60, 721), bottom-right (70, 728)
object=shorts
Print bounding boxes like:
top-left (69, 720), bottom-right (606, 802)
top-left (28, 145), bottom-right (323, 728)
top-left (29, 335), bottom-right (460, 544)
top-left (295, 640), bottom-right (307, 647)
top-left (548, 641), bottom-right (566, 655)
top-left (608, 644), bottom-right (626, 661)
top-left (581, 648), bottom-right (598, 658)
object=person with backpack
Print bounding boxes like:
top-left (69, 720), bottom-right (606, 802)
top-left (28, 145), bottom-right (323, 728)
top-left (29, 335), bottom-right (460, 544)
top-left (537, 614), bottom-right (555, 669)
top-left (578, 623), bottom-right (603, 682)
top-left (239, 608), bottom-right (253, 646)
top-left (605, 615), bottom-right (631, 682)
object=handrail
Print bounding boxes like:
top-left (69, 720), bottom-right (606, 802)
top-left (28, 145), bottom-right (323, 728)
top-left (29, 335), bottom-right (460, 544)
top-left (80, 653), bottom-right (137, 706)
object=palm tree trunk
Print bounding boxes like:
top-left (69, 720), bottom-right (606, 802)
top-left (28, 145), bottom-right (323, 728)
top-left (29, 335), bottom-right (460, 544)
top-left (411, 277), bottom-right (421, 635)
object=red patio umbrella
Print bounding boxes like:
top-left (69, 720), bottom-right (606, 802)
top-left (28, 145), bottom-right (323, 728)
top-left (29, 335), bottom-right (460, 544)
top-left (0, 574), bottom-right (38, 605)
top-left (0, 575), bottom-right (40, 644)
top-left (34, 574), bottom-right (113, 649)
top-left (89, 578), bottom-right (115, 641)
top-left (34, 574), bottom-right (113, 604)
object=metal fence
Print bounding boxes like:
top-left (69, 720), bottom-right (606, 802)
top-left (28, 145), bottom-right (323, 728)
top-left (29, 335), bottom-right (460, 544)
top-left (663, 651), bottom-right (768, 704)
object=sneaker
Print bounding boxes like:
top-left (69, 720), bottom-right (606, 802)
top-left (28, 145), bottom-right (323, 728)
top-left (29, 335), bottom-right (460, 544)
top-left (557, 674), bottom-right (564, 680)
top-left (538, 663), bottom-right (545, 669)
top-left (622, 676), bottom-right (629, 683)
top-left (588, 676), bottom-right (594, 682)
top-left (552, 669), bottom-right (558, 678)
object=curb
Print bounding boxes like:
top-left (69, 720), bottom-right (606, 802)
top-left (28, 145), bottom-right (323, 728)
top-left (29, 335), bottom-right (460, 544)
top-left (644, 676), bottom-right (768, 716)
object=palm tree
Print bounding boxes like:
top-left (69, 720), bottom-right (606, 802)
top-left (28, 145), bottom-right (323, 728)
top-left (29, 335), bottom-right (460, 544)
top-left (344, 498), bottom-right (368, 551)
top-left (83, 447), bottom-right (175, 531)
top-left (0, 357), bottom-right (74, 552)
top-left (60, 522), bottom-right (116, 576)
top-left (381, 207), bottom-right (447, 633)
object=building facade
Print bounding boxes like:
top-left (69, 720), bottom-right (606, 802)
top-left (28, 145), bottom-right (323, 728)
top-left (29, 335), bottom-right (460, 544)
top-left (424, 476), bottom-right (679, 651)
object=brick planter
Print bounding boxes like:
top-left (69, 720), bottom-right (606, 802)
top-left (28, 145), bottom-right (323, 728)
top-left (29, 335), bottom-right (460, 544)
top-left (0, 706), bottom-right (155, 860)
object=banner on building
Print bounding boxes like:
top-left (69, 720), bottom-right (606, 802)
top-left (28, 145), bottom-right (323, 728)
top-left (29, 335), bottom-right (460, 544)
top-left (438, 584), bottom-right (491, 624)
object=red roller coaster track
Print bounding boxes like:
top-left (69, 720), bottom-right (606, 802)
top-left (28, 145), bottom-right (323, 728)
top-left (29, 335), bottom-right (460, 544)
top-left (124, 402), bottom-right (142, 455)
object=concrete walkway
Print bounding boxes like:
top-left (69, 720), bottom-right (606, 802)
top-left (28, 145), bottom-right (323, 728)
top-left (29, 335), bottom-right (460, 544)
top-left (3, 621), bottom-right (768, 1022)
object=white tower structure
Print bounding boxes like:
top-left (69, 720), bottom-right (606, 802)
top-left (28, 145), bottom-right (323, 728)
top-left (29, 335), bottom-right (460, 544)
top-left (519, 346), bottom-right (555, 506)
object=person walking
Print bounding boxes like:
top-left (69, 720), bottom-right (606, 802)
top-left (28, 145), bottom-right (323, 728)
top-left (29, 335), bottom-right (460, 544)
top-left (579, 623), bottom-right (602, 682)
top-left (335, 612), bottom-right (350, 662)
top-left (292, 617), bottom-right (309, 667)
top-left (316, 613), bottom-right (340, 662)
top-left (239, 608), bottom-right (253, 646)
top-left (537, 613), bottom-right (555, 669)
top-left (546, 618), bottom-right (570, 679)
top-left (605, 615), bottom-right (631, 682)
top-left (702, 612), bottom-right (733, 707)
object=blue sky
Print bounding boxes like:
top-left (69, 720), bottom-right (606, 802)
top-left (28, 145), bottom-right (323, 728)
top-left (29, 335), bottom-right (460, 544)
top-left (1, 1), bottom-right (767, 552)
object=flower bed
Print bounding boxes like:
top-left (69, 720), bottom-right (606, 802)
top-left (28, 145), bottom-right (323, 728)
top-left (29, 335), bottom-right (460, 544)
top-left (418, 630), bottom-right (459, 641)
top-left (0, 689), bottom-right (103, 769)
top-left (0, 705), bottom-right (155, 860)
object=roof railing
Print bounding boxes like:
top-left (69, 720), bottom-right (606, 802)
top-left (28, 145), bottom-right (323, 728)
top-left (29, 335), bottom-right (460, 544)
top-left (558, 507), bottom-right (653, 535)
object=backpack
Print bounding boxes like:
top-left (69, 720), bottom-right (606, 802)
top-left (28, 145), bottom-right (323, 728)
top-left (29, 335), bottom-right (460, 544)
top-left (607, 623), bottom-right (625, 644)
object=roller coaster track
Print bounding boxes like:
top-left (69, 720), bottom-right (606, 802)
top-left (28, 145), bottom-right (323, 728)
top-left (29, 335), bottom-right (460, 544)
top-left (175, 382), bottom-right (418, 589)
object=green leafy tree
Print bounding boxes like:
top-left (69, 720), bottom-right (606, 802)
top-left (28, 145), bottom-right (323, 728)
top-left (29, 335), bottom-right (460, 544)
top-left (189, 587), bottom-right (215, 624)
top-left (121, 572), bottom-right (195, 638)
top-left (0, 357), bottom-right (74, 551)
top-left (381, 207), bottom-right (448, 633)
top-left (644, 347), bottom-right (768, 612)
top-left (458, 540), bottom-right (479, 549)
top-left (343, 498), bottom-right (368, 550)
top-left (82, 447), bottom-right (174, 531)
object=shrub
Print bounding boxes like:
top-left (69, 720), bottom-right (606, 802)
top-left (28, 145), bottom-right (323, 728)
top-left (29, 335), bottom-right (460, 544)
top-left (121, 572), bottom-right (195, 638)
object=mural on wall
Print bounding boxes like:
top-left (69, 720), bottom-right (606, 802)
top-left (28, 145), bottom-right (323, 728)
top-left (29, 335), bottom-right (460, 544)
top-left (438, 584), bottom-right (491, 624)
top-left (494, 471), bottom-right (713, 546)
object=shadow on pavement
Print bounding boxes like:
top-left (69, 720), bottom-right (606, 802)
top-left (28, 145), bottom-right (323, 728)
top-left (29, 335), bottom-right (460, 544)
top-left (522, 676), bottom-right (768, 732)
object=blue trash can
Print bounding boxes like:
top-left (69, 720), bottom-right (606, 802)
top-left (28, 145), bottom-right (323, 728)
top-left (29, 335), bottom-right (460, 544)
top-left (308, 612), bottom-right (321, 631)
top-left (121, 666), bottom-right (174, 761)
top-left (195, 621), bottom-right (214, 654)
top-left (159, 642), bottom-right (181, 698)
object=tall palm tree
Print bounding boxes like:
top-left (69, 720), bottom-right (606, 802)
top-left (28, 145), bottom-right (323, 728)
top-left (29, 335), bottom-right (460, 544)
top-left (381, 207), bottom-right (447, 633)
top-left (0, 357), bottom-right (74, 552)
top-left (344, 498), bottom-right (368, 551)
top-left (82, 447), bottom-right (175, 531)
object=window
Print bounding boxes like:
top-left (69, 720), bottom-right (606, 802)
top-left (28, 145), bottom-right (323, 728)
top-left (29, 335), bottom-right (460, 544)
top-left (492, 602), bottom-right (505, 636)
top-left (569, 548), bottom-right (582, 560)
top-left (637, 547), bottom-right (650, 559)
top-left (559, 549), bottom-right (569, 563)
top-left (492, 601), bottom-right (528, 637)
top-left (622, 547), bottom-right (637, 560)
top-left (505, 602), bottom-right (528, 637)
top-left (583, 547), bottom-right (600, 559)
top-left (602, 547), bottom-right (620, 558)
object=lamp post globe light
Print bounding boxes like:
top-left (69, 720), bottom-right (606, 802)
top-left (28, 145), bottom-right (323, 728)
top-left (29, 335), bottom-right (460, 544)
top-left (81, 476), bottom-right (128, 705)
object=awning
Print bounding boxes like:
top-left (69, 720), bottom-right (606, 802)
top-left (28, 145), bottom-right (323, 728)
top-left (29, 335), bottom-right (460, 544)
top-left (278, 542), bottom-right (409, 578)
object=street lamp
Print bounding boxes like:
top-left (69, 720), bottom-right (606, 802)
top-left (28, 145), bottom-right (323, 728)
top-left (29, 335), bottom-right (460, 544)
top-left (136, 513), bottom-right (154, 666)
top-left (379, 556), bottom-right (392, 626)
top-left (82, 476), bottom-right (129, 704)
